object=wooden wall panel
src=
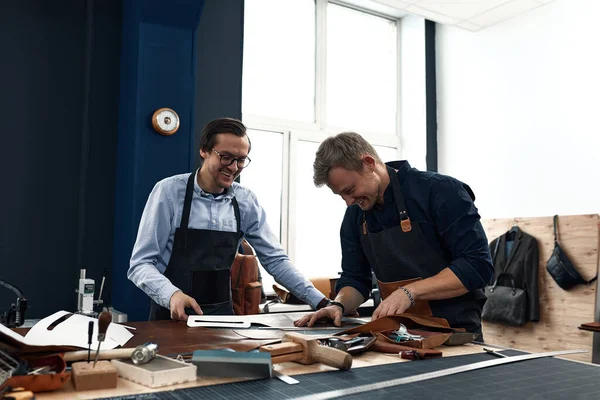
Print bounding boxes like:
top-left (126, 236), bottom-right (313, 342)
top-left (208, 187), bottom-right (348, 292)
top-left (481, 214), bottom-right (599, 362)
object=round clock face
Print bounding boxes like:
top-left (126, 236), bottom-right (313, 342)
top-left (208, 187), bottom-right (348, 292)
top-left (152, 108), bottom-right (180, 135)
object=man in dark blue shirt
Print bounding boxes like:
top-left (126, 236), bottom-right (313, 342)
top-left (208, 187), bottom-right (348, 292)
top-left (295, 132), bottom-right (493, 337)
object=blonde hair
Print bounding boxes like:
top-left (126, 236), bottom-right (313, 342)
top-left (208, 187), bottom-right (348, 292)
top-left (313, 132), bottom-right (382, 187)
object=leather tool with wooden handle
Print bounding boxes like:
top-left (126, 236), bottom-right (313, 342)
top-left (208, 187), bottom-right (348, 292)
top-left (63, 348), bottom-right (135, 362)
top-left (259, 332), bottom-right (352, 370)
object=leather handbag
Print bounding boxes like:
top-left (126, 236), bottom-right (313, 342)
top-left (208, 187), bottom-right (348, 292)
top-left (230, 240), bottom-right (262, 315)
top-left (546, 215), bottom-right (597, 290)
top-left (482, 272), bottom-right (527, 326)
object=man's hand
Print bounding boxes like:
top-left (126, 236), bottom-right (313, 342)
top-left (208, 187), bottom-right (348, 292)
top-left (294, 305), bottom-right (343, 327)
top-left (371, 287), bottom-right (412, 320)
top-left (169, 290), bottom-right (203, 321)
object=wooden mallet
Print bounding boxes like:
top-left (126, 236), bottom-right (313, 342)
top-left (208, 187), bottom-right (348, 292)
top-left (259, 332), bottom-right (352, 370)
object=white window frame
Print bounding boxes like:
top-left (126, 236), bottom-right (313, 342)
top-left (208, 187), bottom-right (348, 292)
top-left (243, 0), bottom-right (403, 263)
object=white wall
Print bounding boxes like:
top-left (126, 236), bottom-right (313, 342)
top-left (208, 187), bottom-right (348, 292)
top-left (436, 0), bottom-right (600, 219)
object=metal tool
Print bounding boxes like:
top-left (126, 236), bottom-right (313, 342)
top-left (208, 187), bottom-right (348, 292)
top-left (75, 268), bottom-right (107, 317)
top-left (0, 279), bottom-right (28, 328)
top-left (321, 336), bottom-right (376, 354)
top-left (0, 349), bottom-right (20, 387)
top-left (75, 269), bottom-right (95, 315)
top-left (87, 320), bottom-right (94, 363)
top-left (394, 324), bottom-right (423, 342)
top-left (291, 349), bottom-right (587, 400)
top-left (93, 311), bottom-right (112, 367)
top-left (483, 347), bottom-right (509, 358)
top-left (131, 342), bottom-right (158, 365)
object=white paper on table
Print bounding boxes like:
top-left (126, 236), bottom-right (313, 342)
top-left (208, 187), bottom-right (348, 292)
top-left (22, 311), bottom-right (134, 350)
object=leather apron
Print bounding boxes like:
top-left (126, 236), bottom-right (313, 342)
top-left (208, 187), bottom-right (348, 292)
top-left (360, 163), bottom-right (484, 335)
top-left (149, 171), bottom-right (243, 320)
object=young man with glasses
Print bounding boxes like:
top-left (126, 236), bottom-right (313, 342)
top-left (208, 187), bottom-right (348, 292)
top-left (129, 118), bottom-right (329, 320)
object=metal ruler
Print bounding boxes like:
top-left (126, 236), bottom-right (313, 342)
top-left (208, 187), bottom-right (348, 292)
top-left (291, 349), bottom-right (586, 400)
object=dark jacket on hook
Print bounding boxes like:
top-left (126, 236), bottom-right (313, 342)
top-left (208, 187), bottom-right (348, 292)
top-left (488, 227), bottom-right (540, 322)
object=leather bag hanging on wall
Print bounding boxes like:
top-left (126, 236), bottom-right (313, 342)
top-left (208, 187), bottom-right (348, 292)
top-left (546, 215), bottom-right (598, 290)
top-left (482, 239), bottom-right (527, 326)
top-left (482, 273), bottom-right (527, 326)
top-left (546, 215), bottom-right (597, 290)
top-left (230, 240), bottom-right (262, 315)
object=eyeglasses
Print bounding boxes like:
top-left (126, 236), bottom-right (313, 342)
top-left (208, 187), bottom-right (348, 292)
top-left (212, 149), bottom-right (251, 168)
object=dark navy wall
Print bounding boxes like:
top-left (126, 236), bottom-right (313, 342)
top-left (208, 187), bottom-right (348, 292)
top-left (112, 0), bottom-right (245, 321)
top-left (0, 0), bottom-right (244, 322)
top-left (193, 1), bottom-right (245, 167)
top-left (0, 0), bottom-right (122, 318)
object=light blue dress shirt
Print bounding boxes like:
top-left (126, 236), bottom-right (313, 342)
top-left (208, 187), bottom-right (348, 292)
top-left (128, 171), bottom-right (324, 310)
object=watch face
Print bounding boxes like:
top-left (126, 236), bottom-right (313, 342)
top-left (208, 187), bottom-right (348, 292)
top-left (152, 108), bottom-right (180, 135)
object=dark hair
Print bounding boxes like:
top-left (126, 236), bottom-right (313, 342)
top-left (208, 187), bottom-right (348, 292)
top-left (199, 118), bottom-right (251, 153)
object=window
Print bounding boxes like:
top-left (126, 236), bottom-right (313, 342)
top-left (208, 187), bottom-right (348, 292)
top-left (242, 0), bottom-right (401, 293)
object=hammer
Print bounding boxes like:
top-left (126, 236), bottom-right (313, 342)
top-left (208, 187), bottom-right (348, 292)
top-left (259, 332), bottom-right (352, 370)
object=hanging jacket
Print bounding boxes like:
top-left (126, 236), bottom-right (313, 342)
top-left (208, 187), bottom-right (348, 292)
top-left (489, 227), bottom-right (540, 322)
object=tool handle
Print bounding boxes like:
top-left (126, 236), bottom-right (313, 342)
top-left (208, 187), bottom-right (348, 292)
top-left (64, 348), bottom-right (134, 362)
top-left (311, 344), bottom-right (352, 370)
top-left (97, 311), bottom-right (112, 341)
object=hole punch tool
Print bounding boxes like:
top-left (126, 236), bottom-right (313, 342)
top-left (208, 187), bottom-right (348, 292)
top-left (93, 311), bottom-right (112, 367)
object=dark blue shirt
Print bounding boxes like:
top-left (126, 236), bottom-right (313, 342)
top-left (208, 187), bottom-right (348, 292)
top-left (336, 161), bottom-right (494, 300)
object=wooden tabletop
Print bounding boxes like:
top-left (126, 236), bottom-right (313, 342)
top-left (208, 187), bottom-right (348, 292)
top-left (33, 319), bottom-right (503, 400)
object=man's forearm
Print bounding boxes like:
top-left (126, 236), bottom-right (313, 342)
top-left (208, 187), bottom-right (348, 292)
top-left (403, 267), bottom-right (468, 301)
top-left (334, 286), bottom-right (365, 314)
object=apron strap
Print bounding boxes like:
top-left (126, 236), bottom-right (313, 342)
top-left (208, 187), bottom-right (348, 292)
top-left (362, 166), bottom-right (413, 235)
top-left (386, 165), bottom-right (409, 217)
top-left (232, 196), bottom-right (242, 234)
top-left (179, 170), bottom-right (197, 248)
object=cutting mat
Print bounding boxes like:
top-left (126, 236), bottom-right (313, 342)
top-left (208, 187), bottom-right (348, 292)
top-left (99, 350), bottom-right (600, 399)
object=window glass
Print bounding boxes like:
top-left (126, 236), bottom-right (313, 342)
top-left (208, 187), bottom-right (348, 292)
top-left (242, 0), bottom-right (316, 122)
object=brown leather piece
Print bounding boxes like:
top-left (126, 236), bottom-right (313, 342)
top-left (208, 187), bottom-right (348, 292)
top-left (338, 314), bottom-right (466, 355)
top-left (1, 354), bottom-right (71, 393)
top-left (230, 239), bottom-right (262, 315)
top-left (377, 277), bottom-right (433, 316)
top-left (579, 322), bottom-right (600, 332)
top-left (124, 321), bottom-right (282, 355)
top-left (371, 336), bottom-right (442, 358)
top-left (341, 314), bottom-right (455, 335)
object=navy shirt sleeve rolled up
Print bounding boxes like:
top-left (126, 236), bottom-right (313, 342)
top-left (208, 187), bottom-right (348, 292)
top-left (336, 161), bottom-right (494, 301)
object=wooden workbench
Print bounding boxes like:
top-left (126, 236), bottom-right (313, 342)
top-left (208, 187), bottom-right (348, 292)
top-left (35, 320), bottom-right (504, 400)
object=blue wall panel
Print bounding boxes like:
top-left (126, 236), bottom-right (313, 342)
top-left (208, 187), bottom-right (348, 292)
top-left (113, 0), bottom-right (205, 321)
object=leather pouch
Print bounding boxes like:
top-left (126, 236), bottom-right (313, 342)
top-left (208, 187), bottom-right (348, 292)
top-left (546, 215), bottom-right (597, 290)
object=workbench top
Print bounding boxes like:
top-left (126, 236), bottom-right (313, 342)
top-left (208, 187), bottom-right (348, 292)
top-left (34, 318), bottom-right (503, 400)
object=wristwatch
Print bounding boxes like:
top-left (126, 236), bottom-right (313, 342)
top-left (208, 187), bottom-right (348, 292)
top-left (317, 298), bottom-right (345, 315)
